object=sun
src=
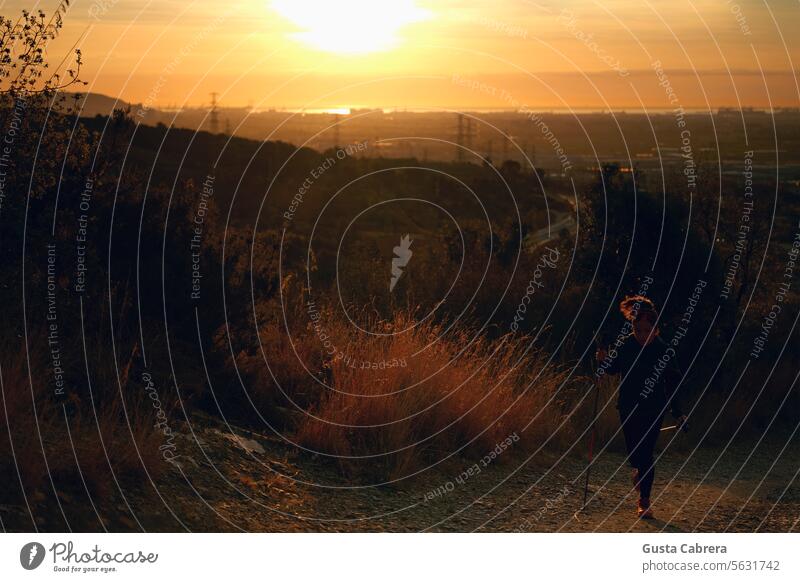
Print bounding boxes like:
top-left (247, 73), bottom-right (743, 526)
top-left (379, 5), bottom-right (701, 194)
top-left (270, 0), bottom-right (430, 55)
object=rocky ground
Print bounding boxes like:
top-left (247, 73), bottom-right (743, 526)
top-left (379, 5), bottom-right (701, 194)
top-left (3, 411), bottom-right (798, 533)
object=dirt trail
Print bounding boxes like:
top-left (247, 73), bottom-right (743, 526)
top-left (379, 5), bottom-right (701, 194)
top-left (3, 413), bottom-right (798, 532)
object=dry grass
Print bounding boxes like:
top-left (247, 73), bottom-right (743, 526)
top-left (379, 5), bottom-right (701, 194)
top-left (0, 338), bottom-right (166, 502)
top-left (232, 314), bottom-right (327, 426)
top-left (294, 311), bottom-right (577, 479)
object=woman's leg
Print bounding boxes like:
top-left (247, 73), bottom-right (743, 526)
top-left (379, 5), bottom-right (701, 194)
top-left (636, 413), bottom-right (664, 500)
top-left (620, 408), bottom-right (647, 482)
top-left (621, 407), bottom-right (663, 515)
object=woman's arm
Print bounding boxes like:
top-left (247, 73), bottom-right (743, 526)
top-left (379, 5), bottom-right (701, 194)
top-left (597, 336), bottom-right (628, 376)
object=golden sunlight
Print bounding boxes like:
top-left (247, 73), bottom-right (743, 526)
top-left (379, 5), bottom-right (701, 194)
top-left (269, 0), bottom-right (430, 54)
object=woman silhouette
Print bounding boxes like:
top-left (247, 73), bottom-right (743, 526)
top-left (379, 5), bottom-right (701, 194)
top-left (596, 296), bottom-right (687, 519)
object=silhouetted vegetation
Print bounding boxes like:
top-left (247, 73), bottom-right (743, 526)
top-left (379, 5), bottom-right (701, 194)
top-left (2, 8), bottom-right (798, 520)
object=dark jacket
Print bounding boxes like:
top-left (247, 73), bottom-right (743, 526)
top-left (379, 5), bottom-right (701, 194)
top-left (604, 334), bottom-right (683, 418)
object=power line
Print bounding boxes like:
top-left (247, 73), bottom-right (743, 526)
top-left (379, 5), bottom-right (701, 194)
top-left (209, 92), bottom-right (220, 134)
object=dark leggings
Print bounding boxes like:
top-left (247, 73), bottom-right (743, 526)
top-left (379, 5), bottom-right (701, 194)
top-left (620, 407), bottom-right (663, 499)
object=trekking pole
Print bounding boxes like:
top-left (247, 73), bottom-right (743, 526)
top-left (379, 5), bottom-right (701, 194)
top-left (661, 421), bottom-right (690, 433)
top-left (577, 341), bottom-right (602, 518)
top-left (582, 368), bottom-right (601, 511)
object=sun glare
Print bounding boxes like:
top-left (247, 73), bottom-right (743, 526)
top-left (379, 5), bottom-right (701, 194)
top-left (270, 0), bottom-right (430, 55)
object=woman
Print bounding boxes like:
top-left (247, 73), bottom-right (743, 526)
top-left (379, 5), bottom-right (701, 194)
top-left (596, 296), bottom-right (687, 519)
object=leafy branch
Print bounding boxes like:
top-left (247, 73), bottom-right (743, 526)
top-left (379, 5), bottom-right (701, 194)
top-left (0, 1), bottom-right (86, 96)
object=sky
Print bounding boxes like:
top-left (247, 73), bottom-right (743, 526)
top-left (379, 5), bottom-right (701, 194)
top-left (8, 0), bottom-right (800, 110)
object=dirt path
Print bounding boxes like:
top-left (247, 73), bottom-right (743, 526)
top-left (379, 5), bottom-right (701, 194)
top-left (3, 413), bottom-right (798, 532)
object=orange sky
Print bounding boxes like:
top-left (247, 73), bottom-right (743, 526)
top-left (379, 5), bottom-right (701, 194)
top-left (15, 0), bottom-right (800, 110)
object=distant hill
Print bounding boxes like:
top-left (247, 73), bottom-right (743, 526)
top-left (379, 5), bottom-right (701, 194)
top-left (61, 91), bottom-right (137, 117)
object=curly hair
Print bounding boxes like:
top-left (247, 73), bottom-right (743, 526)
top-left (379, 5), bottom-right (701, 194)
top-left (619, 295), bottom-right (658, 323)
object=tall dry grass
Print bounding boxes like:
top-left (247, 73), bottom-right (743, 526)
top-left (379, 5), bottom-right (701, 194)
top-left (0, 338), bottom-right (166, 503)
top-left (294, 310), bottom-right (579, 479)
